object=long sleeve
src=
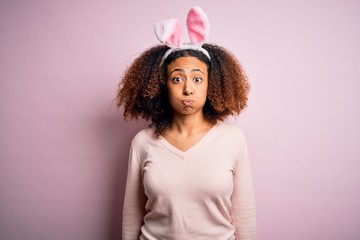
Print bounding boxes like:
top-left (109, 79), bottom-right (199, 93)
top-left (122, 143), bottom-right (147, 240)
top-left (231, 133), bottom-right (257, 239)
top-left (121, 124), bottom-right (256, 239)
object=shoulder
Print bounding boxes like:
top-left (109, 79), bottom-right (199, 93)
top-left (214, 122), bottom-right (249, 152)
top-left (216, 122), bottom-right (246, 141)
top-left (131, 127), bottom-right (156, 146)
top-left (209, 122), bottom-right (249, 159)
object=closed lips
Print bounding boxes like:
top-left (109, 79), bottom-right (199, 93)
top-left (182, 100), bottom-right (194, 105)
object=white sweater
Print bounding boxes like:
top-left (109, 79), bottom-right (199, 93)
top-left (122, 122), bottom-right (256, 240)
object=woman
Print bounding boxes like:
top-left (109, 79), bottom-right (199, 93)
top-left (117, 6), bottom-right (256, 240)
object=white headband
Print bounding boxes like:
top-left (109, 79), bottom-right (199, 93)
top-left (154, 6), bottom-right (211, 64)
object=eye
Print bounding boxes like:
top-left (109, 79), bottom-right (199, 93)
top-left (193, 77), bottom-right (202, 83)
top-left (172, 77), bottom-right (183, 83)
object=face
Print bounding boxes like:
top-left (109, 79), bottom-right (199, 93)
top-left (166, 56), bottom-right (208, 117)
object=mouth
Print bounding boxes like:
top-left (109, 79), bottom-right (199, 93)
top-left (181, 100), bottom-right (194, 106)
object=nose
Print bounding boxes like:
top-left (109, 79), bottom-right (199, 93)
top-left (183, 79), bottom-right (193, 96)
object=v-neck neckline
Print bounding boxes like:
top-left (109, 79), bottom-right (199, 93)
top-left (158, 122), bottom-right (221, 159)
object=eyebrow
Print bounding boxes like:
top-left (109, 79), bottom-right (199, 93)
top-left (169, 68), bottom-right (205, 75)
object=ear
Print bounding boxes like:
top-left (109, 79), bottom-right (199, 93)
top-left (154, 18), bottom-right (182, 48)
top-left (186, 6), bottom-right (209, 44)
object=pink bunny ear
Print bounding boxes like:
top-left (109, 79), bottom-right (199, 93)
top-left (154, 18), bottom-right (182, 48)
top-left (186, 6), bottom-right (209, 44)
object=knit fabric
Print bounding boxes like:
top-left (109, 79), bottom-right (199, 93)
top-left (122, 122), bottom-right (256, 240)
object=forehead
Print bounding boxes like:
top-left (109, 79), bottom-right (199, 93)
top-left (167, 56), bottom-right (208, 73)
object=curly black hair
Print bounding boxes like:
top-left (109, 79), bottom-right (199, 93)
top-left (117, 43), bottom-right (250, 136)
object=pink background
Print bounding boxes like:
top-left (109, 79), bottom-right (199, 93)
top-left (1, 0), bottom-right (359, 239)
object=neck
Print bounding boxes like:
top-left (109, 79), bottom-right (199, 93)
top-left (169, 112), bottom-right (211, 135)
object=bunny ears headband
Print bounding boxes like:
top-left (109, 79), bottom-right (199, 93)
top-left (154, 6), bottom-right (210, 64)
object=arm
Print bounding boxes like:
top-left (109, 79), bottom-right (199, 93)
top-left (231, 133), bottom-right (257, 240)
top-left (122, 143), bottom-right (147, 240)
